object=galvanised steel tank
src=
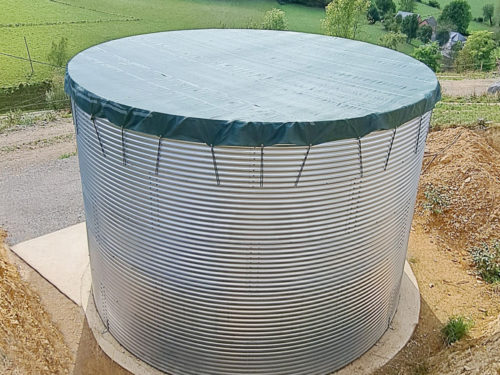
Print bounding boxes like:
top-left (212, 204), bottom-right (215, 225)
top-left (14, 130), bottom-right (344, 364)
top-left (65, 29), bottom-right (440, 375)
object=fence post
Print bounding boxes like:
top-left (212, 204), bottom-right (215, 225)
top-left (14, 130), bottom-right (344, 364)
top-left (23, 36), bottom-right (34, 74)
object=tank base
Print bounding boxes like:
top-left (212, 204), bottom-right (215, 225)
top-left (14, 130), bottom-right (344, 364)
top-left (11, 223), bottom-right (420, 375)
top-left (81, 262), bottom-right (420, 375)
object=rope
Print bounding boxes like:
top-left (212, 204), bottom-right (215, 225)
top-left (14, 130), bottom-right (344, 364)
top-left (384, 128), bottom-right (396, 171)
top-left (295, 144), bottom-right (311, 187)
top-left (211, 145), bottom-right (220, 186)
top-left (121, 127), bottom-right (126, 166)
top-left (260, 144), bottom-right (264, 188)
top-left (357, 138), bottom-right (363, 178)
top-left (91, 117), bottom-right (105, 157)
top-left (155, 137), bottom-right (162, 175)
top-left (415, 116), bottom-right (422, 154)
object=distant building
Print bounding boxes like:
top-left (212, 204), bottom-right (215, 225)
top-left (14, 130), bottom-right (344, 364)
top-left (396, 11), bottom-right (422, 23)
top-left (419, 16), bottom-right (437, 31)
top-left (441, 31), bottom-right (467, 58)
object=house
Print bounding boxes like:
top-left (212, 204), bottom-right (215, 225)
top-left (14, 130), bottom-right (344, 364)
top-left (441, 31), bottom-right (467, 58)
top-left (396, 11), bottom-right (422, 23)
top-left (419, 16), bottom-right (437, 31)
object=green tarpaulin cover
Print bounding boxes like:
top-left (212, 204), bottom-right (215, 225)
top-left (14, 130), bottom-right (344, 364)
top-left (65, 29), bottom-right (441, 147)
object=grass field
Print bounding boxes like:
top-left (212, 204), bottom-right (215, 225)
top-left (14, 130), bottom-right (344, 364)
top-left (0, 0), bottom-right (444, 88)
top-left (0, 0), bottom-right (498, 112)
top-left (0, 0), bottom-right (325, 88)
top-left (432, 94), bottom-right (500, 128)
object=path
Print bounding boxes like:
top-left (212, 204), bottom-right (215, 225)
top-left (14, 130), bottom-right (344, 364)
top-left (439, 78), bottom-right (497, 96)
top-left (0, 117), bottom-right (84, 245)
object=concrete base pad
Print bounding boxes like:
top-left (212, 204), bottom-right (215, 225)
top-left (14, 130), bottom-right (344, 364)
top-left (12, 223), bottom-right (420, 375)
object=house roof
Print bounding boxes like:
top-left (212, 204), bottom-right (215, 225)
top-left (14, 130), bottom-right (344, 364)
top-left (449, 31), bottom-right (467, 43)
top-left (420, 16), bottom-right (437, 27)
top-left (396, 11), bottom-right (420, 19)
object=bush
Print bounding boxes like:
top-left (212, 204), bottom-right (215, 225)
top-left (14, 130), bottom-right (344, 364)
top-left (376, 0), bottom-right (396, 16)
top-left (441, 316), bottom-right (473, 345)
top-left (418, 25), bottom-right (433, 43)
top-left (262, 8), bottom-right (288, 30)
top-left (379, 31), bottom-right (406, 49)
top-left (47, 37), bottom-right (69, 67)
top-left (471, 240), bottom-right (500, 283)
top-left (422, 184), bottom-right (449, 213)
top-left (436, 27), bottom-right (451, 46)
top-left (476, 16), bottom-right (484, 23)
top-left (367, 3), bottom-right (381, 24)
top-left (322, 0), bottom-right (370, 38)
top-left (455, 30), bottom-right (497, 71)
top-left (45, 74), bottom-right (70, 110)
top-left (401, 13), bottom-right (419, 42)
top-left (428, 0), bottom-right (440, 9)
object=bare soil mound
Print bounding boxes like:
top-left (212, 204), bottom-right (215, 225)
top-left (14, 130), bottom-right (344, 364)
top-left (429, 317), bottom-right (500, 375)
top-left (0, 230), bottom-right (72, 374)
top-left (376, 127), bottom-right (500, 375)
top-left (418, 127), bottom-right (499, 250)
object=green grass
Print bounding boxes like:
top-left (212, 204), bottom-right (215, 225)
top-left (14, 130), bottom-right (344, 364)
top-left (58, 150), bottom-right (77, 159)
top-left (0, 0), bottom-right (326, 87)
top-left (441, 315), bottom-right (473, 345)
top-left (0, 0), bottom-right (427, 90)
top-left (422, 183), bottom-right (450, 214)
top-left (470, 240), bottom-right (500, 283)
top-left (426, 0), bottom-right (500, 33)
top-left (431, 0), bottom-right (497, 18)
top-left (431, 94), bottom-right (500, 129)
top-left (437, 71), bottom-right (500, 80)
top-left (1, 0), bottom-right (498, 112)
top-left (0, 109), bottom-right (58, 133)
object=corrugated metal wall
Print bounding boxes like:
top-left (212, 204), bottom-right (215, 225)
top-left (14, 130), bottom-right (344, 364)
top-left (74, 102), bottom-right (430, 375)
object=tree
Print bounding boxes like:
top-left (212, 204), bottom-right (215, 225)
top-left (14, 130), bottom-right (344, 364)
top-left (47, 37), bottom-right (68, 67)
top-left (262, 8), bottom-right (288, 30)
top-left (417, 25), bottom-right (433, 43)
top-left (435, 21), bottom-right (455, 45)
top-left (375, 0), bottom-right (396, 15)
top-left (412, 42), bottom-right (441, 71)
top-left (401, 13), bottom-right (419, 42)
top-left (367, 3), bottom-right (381, 23)
top-left (399, 0), bottom-right (415, 12)
top-left (322, 0), bottom-right (370, 39)
top-left (379, 31), bottom-right (406, 49)
top-left (439, 0), bottom-right (472, 35)
top-left (483, 4), bottom-right (494, 26)
top-left (456, 30), bottom-right (497, 71)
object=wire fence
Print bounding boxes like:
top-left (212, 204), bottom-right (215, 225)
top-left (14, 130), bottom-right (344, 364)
top-left (0, 36), bottom-right (70, 114)
top-left (0, 51), bottom-right (65, 69)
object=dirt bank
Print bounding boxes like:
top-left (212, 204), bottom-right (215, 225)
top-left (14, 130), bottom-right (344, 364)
top-left (376, 127), bottom-right (500, 375)
top-left (0, 230), bottom-right (72, 374)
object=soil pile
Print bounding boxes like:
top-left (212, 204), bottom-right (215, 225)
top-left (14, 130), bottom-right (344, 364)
top-left (418, 127), bottom-right (500, 251)
top-left (0, 230), bottom-right (72, 374)
top-left (429, 317), bottom-right (500, 375)
top-left (376, 127), bottom-right (500, 375)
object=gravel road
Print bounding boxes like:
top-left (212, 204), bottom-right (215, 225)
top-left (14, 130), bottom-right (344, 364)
top-left (439, 78), bottom-right (497, 96)
top-left (0, 117), bottom-right (84, 245)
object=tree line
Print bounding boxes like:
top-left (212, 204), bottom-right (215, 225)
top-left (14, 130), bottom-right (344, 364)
top-left (268, 0), bottom-right (498, 73)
